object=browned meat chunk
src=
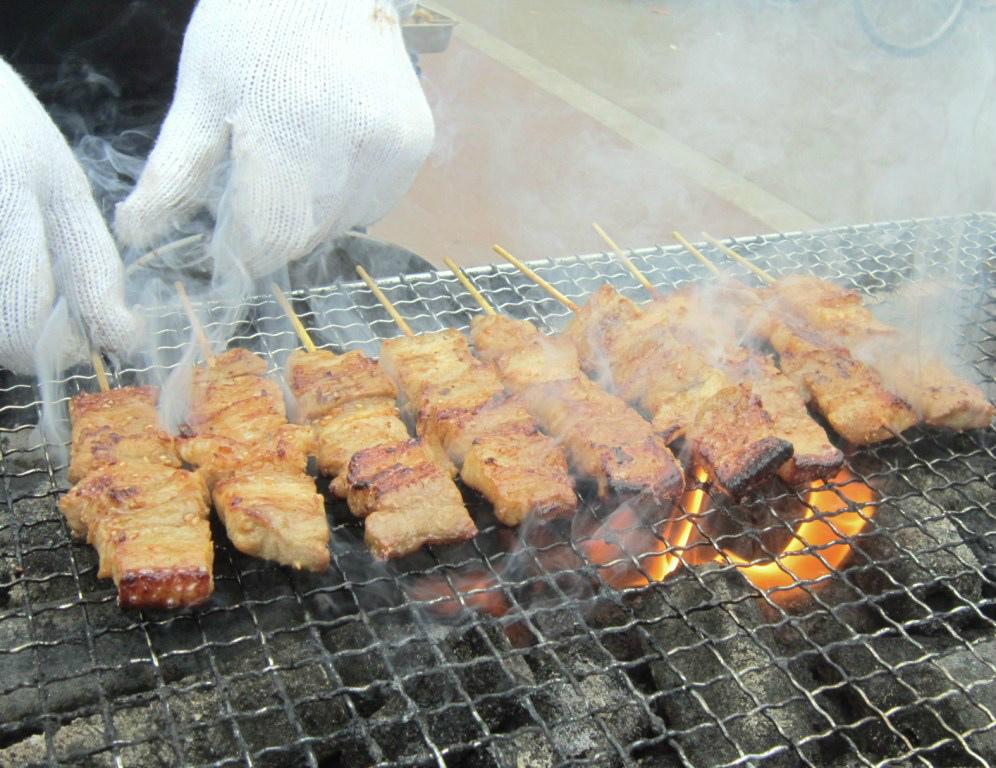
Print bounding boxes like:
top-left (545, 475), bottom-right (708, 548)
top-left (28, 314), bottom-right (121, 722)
top-left (521, 378), bottom-right (684, 503)
top-left (764, 277), bottom-right (993, 431)
top-left (67, 387), bottom-right (179, 484)
top-left (382, 328), bottom-right (578, 525)
top-left (184, 349), bottom-right (330, 570)
top-left (59, 462), bottom-right (213, 608)
top-left (345, 439), bottom-right (477, 559)
top-left (462, 428), bottom-right (576, 526)
top-left (213, 466), bottom-right (330, 571)
top-left (287, 348), bottom-right (397, 422)
top-left (771, 324), bottom-right (919, 445)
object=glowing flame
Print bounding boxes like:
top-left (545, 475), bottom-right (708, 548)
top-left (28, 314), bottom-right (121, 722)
top-left (582, 469), bottom-right (708, 589)
top-left (726, 469), bottom-right (877, 601)
top-left (408, 568), bottom-right (510, 618)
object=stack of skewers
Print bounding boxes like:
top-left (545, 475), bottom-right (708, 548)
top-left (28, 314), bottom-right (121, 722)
top-left (54, 230), bottom-right (993, 611)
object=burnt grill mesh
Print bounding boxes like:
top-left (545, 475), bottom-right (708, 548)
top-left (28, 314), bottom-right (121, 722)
top-left (1, 213), bottom-right (994, 767)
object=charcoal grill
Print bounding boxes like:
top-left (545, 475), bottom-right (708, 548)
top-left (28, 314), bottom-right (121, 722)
top-left (1, 213), bottom-right (994, 767)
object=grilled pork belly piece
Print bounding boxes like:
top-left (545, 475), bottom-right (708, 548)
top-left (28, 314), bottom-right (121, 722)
top-left (185, 348), bottom-right (329, 571)
top-left (59, 462), bottom-right (213, 608)
top-left (213, 465), bottom-right (330, 571)
top-left (764, 277), bottom-right (994, 430)
top-left (647, 287), bottom-right (844, 484)
top-left (285, 348), bottom-right (412, 494)
top-left (736, 355), bottom-right (844, 484)
top-left (67, 387), bottom-right (179, 484)
top-left (381, 330), bottom-right (578, 525)
top-left (176, 423), bottom-right (313, 489)
top-left (520, 377), bottom-right (685, 503)
top-left (471, 316), bottom-right (582, 394)
top-left (420, 394), bottom-right (577, 525)
top-left (769, 323), bottom-right (919, 445)
top-left (288, 349), bottom-right (398, 422)
top-left (566, 285), bottom-right (791, 494)
top-left (379, 330), bottom-right (478, 414)
top-left (471, 314), bottom-right (684, 503)
top-left (345, 439), bottom-right (477, 559)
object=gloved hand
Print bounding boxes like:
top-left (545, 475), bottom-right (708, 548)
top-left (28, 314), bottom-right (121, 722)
top-left (0, 58), bottom-right (135, 374)
top-left (115, 0), bottom-right (435, 278)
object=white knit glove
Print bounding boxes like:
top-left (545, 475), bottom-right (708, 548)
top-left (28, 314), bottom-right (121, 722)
top-left (115, 0), bottom-right (435, 278)
top-left (0, 59), bottom-right (136, 374)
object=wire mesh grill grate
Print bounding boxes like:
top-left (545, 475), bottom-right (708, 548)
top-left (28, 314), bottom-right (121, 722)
top-left (1, 213), bottom-right (994, 767)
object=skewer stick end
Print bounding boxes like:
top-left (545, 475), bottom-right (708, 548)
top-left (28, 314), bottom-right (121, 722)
top-left (443, 258), bottom-right (496, 316)
top-left (355, 266), bottom-right (415, 337)
top-left (90, 351), bottom-right (110, 392)
top-left (271, 283), bottom-right (317, 353)
top-left (493, 244), bottom-right (579, 313)
top-left (701, 232), bottom-right (775, 284)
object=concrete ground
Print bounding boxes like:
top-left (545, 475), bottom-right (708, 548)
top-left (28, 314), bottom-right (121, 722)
top-left (371, 0), bottom-right (996, 268)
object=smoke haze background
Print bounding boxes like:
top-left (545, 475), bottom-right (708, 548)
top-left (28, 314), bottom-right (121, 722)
top-left (3, 0), bottom-right (994, 434)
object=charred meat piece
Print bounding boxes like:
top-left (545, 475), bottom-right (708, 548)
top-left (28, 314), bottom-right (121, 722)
top-left (59, 462), bottom-right (213, 608)
top-left (346, 439), bottom-right (477, 559)
top-left (688, 384), bottom-right (793, 497)
top-left (67, 387), bottom-right (179, 484)
top-left (566, 285), bottom-right (791, 494)
top-left (736, 355), bottom-right (844, 484)
top-left (648, 287), bottom-right (843, 484)
top-left (184, 349), bottom-right (330, 571)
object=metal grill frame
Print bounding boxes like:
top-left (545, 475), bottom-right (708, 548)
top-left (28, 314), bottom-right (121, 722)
top-left (1, 213), bottom-right (994, 767)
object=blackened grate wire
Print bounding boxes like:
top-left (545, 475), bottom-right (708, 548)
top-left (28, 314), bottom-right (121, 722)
top-left (1, 213), bottom-right (994, 767)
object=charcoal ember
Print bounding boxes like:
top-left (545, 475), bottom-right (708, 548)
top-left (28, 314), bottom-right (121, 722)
top-left (640, 565), bottom-right (830, 768)
top-left (852, 498), bottom-right (985, 630)
top-left (0, 701), bottom-right (176, 767)
top-left (497, 604), bottom-right (651, 766)
top-left (811, 635), bottom-right (996, 765)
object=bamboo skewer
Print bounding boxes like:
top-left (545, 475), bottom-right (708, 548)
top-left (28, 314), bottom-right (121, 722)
top-left (492, 245), bottom-right (579, 312)
top-left (175, 282), bottom-right (215, 363)
top-left (443, 257), bottom-right (496, 315)
top-left (592, 222), bottom-right (659, 296)
top-left (271, 284), bottom-right (317, 353)
top-left (90, 351), bottom-right (110, 393)
top-left (355, 266), bottom-right (414, 337)
top-left (445, 259), bottom-right (493, 315)
top-left (701, 232), bottom-right (775, 284)
top-left (672, 231), bottom-right (720, 277)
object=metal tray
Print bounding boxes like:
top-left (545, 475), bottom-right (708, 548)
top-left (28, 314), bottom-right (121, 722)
top-left (402, 5), bottom-right (457, 54)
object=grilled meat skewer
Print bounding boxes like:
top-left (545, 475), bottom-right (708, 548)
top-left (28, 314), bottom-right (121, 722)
top-left (564, 285), bottom-right (794, 496)
top-left (762, 275), bottom-right (994, 430)
top-left (638, 285), bottom-right (844, 484)
top-left (469, 315), bottom-right (685, 504)
top-left (59, 386), bottom-right (214, 609)
top-left (285, 347), bottom-right (477, 558)
top-left (378, 329), bottom-right (578, 525)
top-left (179, 348), bottom-right (330, 571)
